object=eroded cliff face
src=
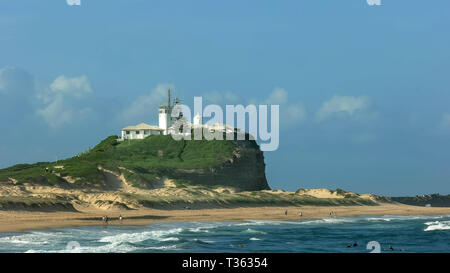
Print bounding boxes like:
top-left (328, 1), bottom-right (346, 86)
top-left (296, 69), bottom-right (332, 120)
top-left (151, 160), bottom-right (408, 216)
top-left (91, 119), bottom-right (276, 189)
top-left (171, 139), bottom-right (270, 191)
top-left (0, 135), bottom-right (270, 192)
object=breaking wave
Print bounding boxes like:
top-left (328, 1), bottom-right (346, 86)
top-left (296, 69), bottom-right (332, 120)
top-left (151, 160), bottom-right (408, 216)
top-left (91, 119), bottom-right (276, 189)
top-left (424, 221), bottom-right (450, 231)
top-left (98, 228), bottom-right (183, 244)
top-left (2, 214), bottom-right (450, 253)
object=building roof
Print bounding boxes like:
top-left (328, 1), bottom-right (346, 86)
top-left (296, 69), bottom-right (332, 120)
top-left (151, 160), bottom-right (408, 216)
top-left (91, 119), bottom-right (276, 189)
top-left (207, 123), bottom-right (237, 130)
top-left (122, 123), bottom-right (164, 131)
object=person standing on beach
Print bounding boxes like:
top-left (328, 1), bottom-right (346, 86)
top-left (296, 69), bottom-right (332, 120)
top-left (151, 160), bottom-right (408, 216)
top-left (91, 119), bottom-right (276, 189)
top-left (298, 211), bottom-right (302, 217)
top-left (285, 210), bottom-right (288, 216)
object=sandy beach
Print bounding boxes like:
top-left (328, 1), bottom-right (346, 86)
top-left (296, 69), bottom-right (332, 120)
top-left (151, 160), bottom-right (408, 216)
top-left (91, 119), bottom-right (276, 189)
top-left (1, 204), bottom-right (449, 233)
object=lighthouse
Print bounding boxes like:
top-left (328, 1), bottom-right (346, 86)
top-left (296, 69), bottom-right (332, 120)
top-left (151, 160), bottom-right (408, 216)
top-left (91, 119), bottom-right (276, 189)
top-left (158, 89), bottom-right (180, 135)
top-left (193, 113), bottom-right (202, 126)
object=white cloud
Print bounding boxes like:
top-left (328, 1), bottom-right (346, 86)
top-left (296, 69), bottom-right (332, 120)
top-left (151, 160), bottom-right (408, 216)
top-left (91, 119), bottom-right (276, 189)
top-left (202, 87), bottom-right (306, 128)
top-left (284, 103), bottom-right (307, 125)
top-left (265, 87), bottom-right (288, 105)
top-left (120, 83), bottom-right (174, 123)
top-left (37, 75), bottom-right (94, 128)
top-left (251, 87), bottom-right (306, 127)
top-left (49, 75), bottom-right (92, 97)
top-left (37, 95), bottom-right (92, 128)
top-left (316, 95), bottom-right (370, 121)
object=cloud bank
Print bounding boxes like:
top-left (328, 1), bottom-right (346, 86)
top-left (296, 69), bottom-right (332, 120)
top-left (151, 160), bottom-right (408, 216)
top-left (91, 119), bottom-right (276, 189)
top-left (37, 75), bottom-right (94, 128)
top-left (120, 83), bottom-right (175, 124)
top-left (49, 75), bottom-right (92, 97)
top-left (316, 95), bottom-right (372, 121)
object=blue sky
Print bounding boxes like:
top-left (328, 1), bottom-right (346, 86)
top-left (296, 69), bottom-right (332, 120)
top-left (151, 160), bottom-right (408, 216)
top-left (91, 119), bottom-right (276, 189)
top-left (1, 0), bottom-right (450, 195)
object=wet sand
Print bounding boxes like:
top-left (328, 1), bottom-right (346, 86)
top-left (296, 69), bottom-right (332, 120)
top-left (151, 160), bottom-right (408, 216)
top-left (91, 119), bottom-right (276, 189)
top-left (1, 204), bottom-right (449, 233)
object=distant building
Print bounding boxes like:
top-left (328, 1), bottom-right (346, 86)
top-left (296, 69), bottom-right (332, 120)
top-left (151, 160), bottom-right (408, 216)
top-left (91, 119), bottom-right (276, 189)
top-left (121, 123), bottom-right (164, 140)
top-left (206, 123), bottom-right (239, 134)
top-left (120, 89), bottom-right (239, 141)
top-left (193, 113), bottom-right (202, 126)
top-left (158, 89), bottom-right (181, 135)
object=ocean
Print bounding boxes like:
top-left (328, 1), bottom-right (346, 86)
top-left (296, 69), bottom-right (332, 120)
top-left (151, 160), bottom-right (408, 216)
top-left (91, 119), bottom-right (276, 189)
top-left (0, 215), bottom-right (449, 253)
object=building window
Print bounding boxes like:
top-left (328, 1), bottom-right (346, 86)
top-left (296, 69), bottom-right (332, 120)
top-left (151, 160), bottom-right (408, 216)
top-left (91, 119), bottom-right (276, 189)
top-left (136, 131), bottom-right (140, 134)
top-left (126, 131), bottom-right (130, 134)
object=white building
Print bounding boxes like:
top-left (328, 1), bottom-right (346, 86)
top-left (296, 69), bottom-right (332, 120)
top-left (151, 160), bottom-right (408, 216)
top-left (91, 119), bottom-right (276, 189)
top-left (193, 113), bottom-right (202, 126)
top-left (206, 123), bottom-right (239, 134)
top-left (158, 89), bottom-right (182, 135)
top-left (119, 89), bottom-right (182, 141)
top-left (120, 89), bottom-right (240, 140)
top-left (121, 123), bottom-right (164, 140)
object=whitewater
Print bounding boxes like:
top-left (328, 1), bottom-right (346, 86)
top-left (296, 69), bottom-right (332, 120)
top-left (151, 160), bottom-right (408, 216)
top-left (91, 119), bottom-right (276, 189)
top-left (0, 214), bottom-right (449, 253)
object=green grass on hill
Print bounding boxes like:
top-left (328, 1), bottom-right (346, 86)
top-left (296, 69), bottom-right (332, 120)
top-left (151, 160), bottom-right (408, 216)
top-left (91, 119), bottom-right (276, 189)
top-left (0, 135), bottom-right (236, 186)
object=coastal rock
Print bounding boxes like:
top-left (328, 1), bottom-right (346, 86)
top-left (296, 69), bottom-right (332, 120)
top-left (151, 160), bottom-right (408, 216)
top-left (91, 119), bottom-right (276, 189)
top-left (171, 139), bottom-right (270, 191)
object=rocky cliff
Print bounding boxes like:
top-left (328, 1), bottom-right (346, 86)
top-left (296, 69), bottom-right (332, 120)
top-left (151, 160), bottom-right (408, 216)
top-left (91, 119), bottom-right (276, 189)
top-left (391, 194), bottom-right (450, 207)
top-left (0, 134), bottom-right (270, 192)
top-left (171, 139), bottom-right (270, 191)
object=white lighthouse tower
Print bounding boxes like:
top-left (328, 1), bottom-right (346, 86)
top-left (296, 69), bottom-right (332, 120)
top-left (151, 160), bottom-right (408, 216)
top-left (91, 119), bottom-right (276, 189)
top-left (193, 113), bottom-right (202, 127)
top-left (158, 89), bottom-right (181, 135)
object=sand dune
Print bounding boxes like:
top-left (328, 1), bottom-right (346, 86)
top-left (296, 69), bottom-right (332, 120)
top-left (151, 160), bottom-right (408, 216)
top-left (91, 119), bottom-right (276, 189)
top-left (1, 182), bottom-right (449, 233)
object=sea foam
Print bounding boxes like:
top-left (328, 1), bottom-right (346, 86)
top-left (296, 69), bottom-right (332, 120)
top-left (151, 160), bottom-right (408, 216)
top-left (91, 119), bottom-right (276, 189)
top-left (424, 221), bottom-right (450, 231)
top-left (98, 227), bottom-right (183, 244)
